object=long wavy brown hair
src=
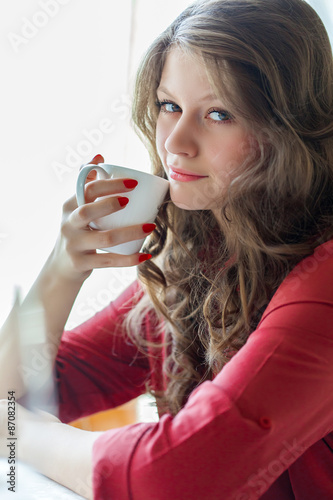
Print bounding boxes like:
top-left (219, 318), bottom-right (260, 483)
top-left (126, 0), bottom-right (333, 416)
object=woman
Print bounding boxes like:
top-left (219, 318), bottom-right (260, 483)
top-left (1, 0), bottom-right (333, 498)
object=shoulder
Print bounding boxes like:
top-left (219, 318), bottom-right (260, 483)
top-left (260, 239), bottom-right (333, 324)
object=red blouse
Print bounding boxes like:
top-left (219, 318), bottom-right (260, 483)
top-left (56, 240), bottom-right (333, 499)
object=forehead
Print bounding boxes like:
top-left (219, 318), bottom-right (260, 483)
top-left (158, 47), bottom-right (216, 99)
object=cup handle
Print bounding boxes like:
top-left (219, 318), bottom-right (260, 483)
top-left (76, 164), bottom-right (109, 206)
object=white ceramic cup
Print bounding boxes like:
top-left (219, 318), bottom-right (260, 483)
top-left (76, 163), bottom-right (169, 255)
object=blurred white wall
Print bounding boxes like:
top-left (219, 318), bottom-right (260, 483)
top-left (0, 0), bottom-right (332, 327)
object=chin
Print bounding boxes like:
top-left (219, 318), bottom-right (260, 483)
top-left (171, 197), bottom-right (213, 211)
top-left (169, 186), bottom-right (208, 211)
top-left (173, 201), bottom-right (194, 210)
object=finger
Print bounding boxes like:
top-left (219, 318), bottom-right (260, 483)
top-left (62, 194), bottom-right (78, 214)
top-left (70, 196), bottom-right (129, 229)
top-left (81, 154), bottom-right (105, 182)
top-left (86, 170), bottom-right (97, 182)
top-left (80, 154), bottom-right (104, 171)
top-left (72, 223), bottom-right (156, 253)
top-left (72, 250), bottom-right (152, 271)
top-left (84, 178), bottom-right (138, 203)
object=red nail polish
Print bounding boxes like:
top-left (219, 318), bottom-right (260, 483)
top-left (118, 197), bottom-right (129, 207)
top-left (91, 154), bottom-right (104, 163)
top-left (142, 223), bottom-right (156, 233)
top-left (123, 179), bottom-right (138, 189)
top-left (138, 254), bottom-right (152, 263)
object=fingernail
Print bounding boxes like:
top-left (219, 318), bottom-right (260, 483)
top-left (138, 254), bottom-right (152, 263)
top-left (142, 223), bottom-right (156, 233)
top-left (91, 154), bottom-right (104, 163)
top-left (118, 197), bottom-right (129, 207)
top-left (123, 179), bottom-right (138, 189)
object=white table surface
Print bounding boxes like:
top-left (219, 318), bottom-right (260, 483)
top-left (0, 458), bottom-right (85, 499)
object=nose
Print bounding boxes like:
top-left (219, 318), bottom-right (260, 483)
top-left (164, 115), bottom-right (199, 158)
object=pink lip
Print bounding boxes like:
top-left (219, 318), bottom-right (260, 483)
top-left (168, 166), bottom-right (208, 182)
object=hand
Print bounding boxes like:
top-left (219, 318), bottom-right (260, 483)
top-left (51, 154), bottom-right (154, 283)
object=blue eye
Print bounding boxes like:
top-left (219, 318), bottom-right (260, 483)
top-left (156, 100), bottom-right (181, 113)
top-left (208, 109), bottom-right (232, 122)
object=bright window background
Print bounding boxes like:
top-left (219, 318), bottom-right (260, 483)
top-left (0, 0), bottom-right (194, 328)
top-left (0, 0), bottom-right (332, 329)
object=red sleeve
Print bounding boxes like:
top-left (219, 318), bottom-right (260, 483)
top-left (56, 281), bottom-right (152, 423)
top-left (92, 241), bottom-right (333, 500)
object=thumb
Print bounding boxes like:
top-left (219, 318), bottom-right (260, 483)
top-left (90, 153), bottom-right (104, 165)
top-left (83, 153), bottom-right (105, 182)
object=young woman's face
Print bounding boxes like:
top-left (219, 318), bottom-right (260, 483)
top-left (156, 48), bottom-right (254, 212)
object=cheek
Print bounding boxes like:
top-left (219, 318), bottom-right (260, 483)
top-left (209, 133), bottom-right (256, 181)
top-left (237, 134), bottom-right (259, 160)
top-left (215, 133), bottom-right (255, 164)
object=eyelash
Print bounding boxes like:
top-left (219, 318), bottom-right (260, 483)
top-left (156, 99), bottom-right (180, 114)
top-left (155, 99), bottom-right (234, 124)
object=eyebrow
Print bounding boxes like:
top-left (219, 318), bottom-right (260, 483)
top-left (156, 86), bottom-right (219, 103)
